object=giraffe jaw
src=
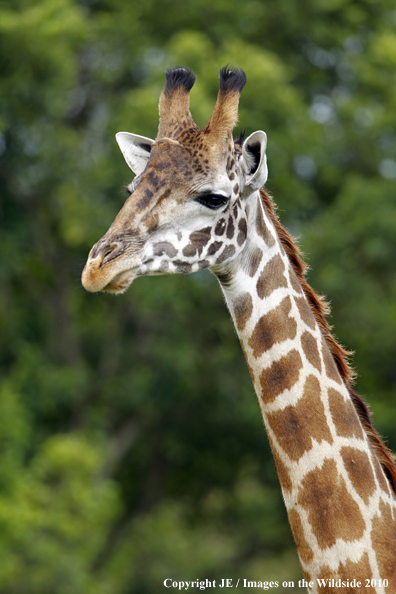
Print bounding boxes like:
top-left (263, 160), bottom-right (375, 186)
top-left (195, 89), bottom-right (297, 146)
top-left (101, 269), bottom-right (137, 294)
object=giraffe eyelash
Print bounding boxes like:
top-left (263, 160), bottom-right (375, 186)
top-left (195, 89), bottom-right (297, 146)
top-left (195, 192), bottom-right (230, 210)
top-left (124, 174), bottom-right (143, 197)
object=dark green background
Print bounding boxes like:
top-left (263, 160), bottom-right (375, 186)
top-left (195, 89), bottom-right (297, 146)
top-left (1, 0), bottom-right (396, 591)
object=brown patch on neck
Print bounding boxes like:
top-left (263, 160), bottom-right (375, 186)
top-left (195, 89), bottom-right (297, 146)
top-left (301, 330), bottom-right (322, 371)
top-left (270, 446), bottom-right (292, 492)
top-left (328, 388), bottom-right (364, 440)
top-left (298, 458), bottom-right (365, 549)
top-left (247, 247), bottom-right (263, 277)
top-left (248, 296), bottom-right (297, 357)
top-left (294, 296), bottom-right (316, 330)
top-left (321, 336), bottom-right (342, 384)
top-left (256, 253), bottom-right (288, 299)
top-left (233, 292), bottom-right (253, 331)
top-left (259, 188), bottom-right (396, 495)
top-left (256, 201), bottom-right (275, 247)
top-left (340, 446), bottom-right (376, 504)
top-left (288, 509), bottom-right (314, 564)
top-left (259, 348), bottom-right (303, 402)
top-left (267, 375), bottom-right (333, 461)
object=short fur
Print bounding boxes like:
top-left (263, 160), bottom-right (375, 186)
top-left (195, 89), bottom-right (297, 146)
top-left (259, 187), bottom-right (396, 494)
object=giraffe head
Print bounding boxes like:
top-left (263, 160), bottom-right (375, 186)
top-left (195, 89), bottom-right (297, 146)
top-left (82, 66), bottom-right (268, 294)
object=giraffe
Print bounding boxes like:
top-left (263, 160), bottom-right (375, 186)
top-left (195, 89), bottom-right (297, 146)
top-left (82, 66), bottom-right (396, 592)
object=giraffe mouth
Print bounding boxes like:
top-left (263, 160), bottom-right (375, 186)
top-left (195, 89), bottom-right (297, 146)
top-left (81, 257), bottom-right (138, 294)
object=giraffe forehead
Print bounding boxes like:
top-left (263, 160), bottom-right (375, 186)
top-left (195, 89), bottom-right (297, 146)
top-left (152, 131), bottom-right (238, 171)
top-left (142, 140), bottom-right (237, 198)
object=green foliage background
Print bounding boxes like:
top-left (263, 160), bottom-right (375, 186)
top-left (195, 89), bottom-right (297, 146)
top-left (1, 0), bottom-right (396, 592)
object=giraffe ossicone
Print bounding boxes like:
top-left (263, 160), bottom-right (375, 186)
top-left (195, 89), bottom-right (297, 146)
top-left (82, 66), bottom-right (396, 592)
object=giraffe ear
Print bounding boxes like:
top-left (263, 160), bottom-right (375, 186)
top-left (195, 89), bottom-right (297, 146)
top-left (240, 131), bottom-right (268, 198)
top-left (116, 132), bottom-right (153, 175)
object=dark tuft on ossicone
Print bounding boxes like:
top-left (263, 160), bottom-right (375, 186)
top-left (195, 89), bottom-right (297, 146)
top-left (219, 65), bottom-right (247, 94)
top-left (164, 67), bottom-right (196, 93)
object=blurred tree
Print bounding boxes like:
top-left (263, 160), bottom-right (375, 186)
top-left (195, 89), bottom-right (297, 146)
top-left (0, 0), bottom-right (395, 592)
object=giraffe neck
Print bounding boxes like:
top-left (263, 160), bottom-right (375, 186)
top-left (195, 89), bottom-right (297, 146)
top-left (216, 191), bottom-right (396, 593)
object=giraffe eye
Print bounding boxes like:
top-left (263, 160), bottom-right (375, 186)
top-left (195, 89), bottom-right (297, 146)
top-left (195, 192), bottom-right (229, 210)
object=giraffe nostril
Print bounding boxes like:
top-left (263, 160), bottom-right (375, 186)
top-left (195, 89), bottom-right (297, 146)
top-left (97, 242), bottom-right (122, 266)
top-left (103, 246), bottom-right (114, 258)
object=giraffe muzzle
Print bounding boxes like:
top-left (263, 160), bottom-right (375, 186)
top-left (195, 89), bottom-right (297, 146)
top-left (82, 238), bottom-right (139, 293)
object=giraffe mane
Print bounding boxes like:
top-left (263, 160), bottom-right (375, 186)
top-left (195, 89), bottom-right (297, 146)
top-left (259, 187), bottom-right (396, 494)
